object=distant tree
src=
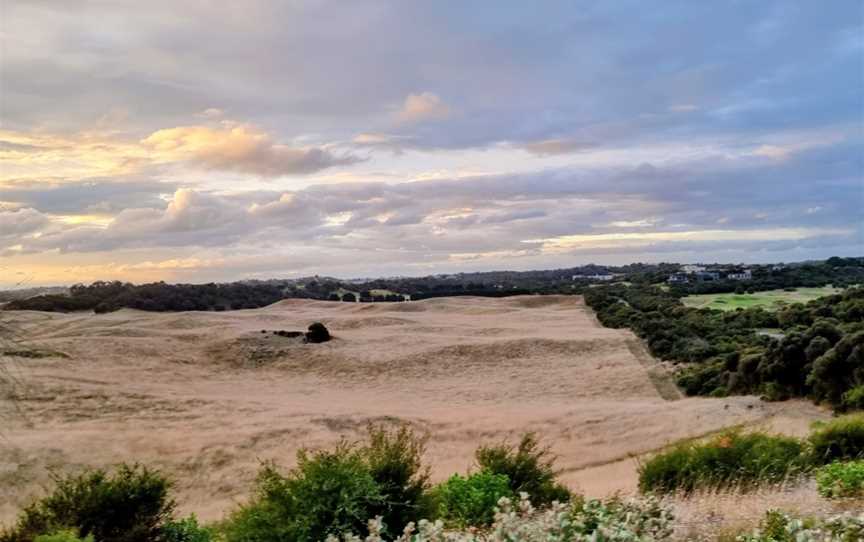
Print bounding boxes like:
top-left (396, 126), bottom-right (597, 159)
top-left (305, 323), bottom-right (331, 343)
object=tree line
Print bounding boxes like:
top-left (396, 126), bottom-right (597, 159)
top-left (584, 283), bottom-right (864, 411)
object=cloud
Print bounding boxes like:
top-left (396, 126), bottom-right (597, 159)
top-left (197, 108), bottom-right (225, 119)
top-left (142, 123), bottom-right (363, 176)
top-left (0, 208), bottom-right (49, 238)
top-left (525, 227), bottom-right (854, 254)
top-left (520, 138), bottom-right (596, 156)
top-left (396, 92), bottom-right (450, 124)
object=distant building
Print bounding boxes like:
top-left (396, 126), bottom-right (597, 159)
top-left (572, 273), bottom-right (615, 281)
top-left (681, 264), bottom-right (706, 274)
top-left (667, 273), bottom-right (689, 284)
top-left (727, 270), bottom-right (753, 281)
top-left (694, 271), bottom-right (721, 281)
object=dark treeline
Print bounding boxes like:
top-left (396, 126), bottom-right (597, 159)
top-left (4, 281), bottom-right (287, 313)
top-left (4, 257), bottom-right (862, 314)
top-left (584, 283), bottom-right (864, 411)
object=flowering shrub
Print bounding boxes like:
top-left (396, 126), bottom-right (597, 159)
top-left (816, 460), bottom-right (864, 499)
top-left (737, 510), bottom-right (864, 541)
top-left (325, 494), bottom-right (674, 541)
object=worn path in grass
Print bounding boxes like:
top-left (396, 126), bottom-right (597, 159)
top-left (0, 296), bottom-right (829, 523)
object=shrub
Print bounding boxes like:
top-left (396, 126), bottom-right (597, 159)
top-left (326, 494), bottom-right (674, 541)
top-left (571, 496), bottom-right (674, 539)
top-left (305, 322), bottom-right (331, 343)
top-left (816, 460), bottom-right (864, 499)
top-left (363, 425), bottom-right (430, 534)
top-left (809, 414), bottom-right (864, 464)
top-left (638, 431), bottom-right (809, 494)
top-left (737, 510), bottom-right (864, 541)
top-left (841, 385), bottom-right (864, 411)
top-left (1, 464), bottom-right (174, 542)
top-left (33, 532), bottom-right (93, 542)
top-left (431, 472), bottom-right (513, 528)
top-left (223, 445), bottom-right (384, 542)
top-left (162, 516), bottom-right (212, 542)
top-left (474, 433), bottom-right (570, 506)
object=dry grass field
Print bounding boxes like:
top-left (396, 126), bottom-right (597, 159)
top-left (0, 295), bottom-right (831, 528)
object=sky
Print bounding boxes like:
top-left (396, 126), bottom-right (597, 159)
top-left (1, 0), bottom-right (863, 288)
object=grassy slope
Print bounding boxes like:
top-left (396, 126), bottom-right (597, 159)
top-left (681, 286), bottom-right (841, 311)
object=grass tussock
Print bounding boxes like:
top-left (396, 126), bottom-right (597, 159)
top-left (638, 430), bottom-right (810, 494)
top-left (809, 413), bottom-right (864, 464)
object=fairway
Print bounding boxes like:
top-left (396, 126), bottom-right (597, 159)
top-left (682, 286), bottom-right (841, 311)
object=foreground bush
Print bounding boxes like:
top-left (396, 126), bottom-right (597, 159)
top-left (638, 431), bottom-right (809, 494)
top-left (430, 472), bottom-right (513, 528)
top-left (475, 433), bottom-right (571, 506)
top-left (223, 425), bottom-right (430, 540)
top-left (816, 460), bottom-right (864, 499)
top-left (326, 494), bottom-right (673, 541)
top-left (32, 533), bottom-right (93, 542)
top-left (737, 509), bottom-right (864, 541)
top-left (809, 414), bottom-right (864, 464)
top-left (224, 447), bottom-right (384, 541)
top-left (162, 516), bottom-right (213, 542)
top-left (363, 425), bottom-right (431, 533)
top-left (1, 464), bottom-right (174, 542)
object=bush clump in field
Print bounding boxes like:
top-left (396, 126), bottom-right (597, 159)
top-left (638, 431), bottom-right (809, 494)
top-left (474, 433), bottom-right (571, 506)
top-left (430, 472), bottom-right (513, 528)
top-left (816, 460), bottom-right (864, 499)
top-left (0, 464), bottom-right (174, 542)
top-left (223, 425), bottom-right (429, 541)
top-left (809, 413), bottom-right (864, 464)
top-left (305, 322), bottom-right (331, 343)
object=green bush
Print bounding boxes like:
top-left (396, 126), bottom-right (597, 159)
top-left (162, 516), bottom-right (212, 542)
top-left (32, 532), bottom-right (93, 542)
top-left (362, 424), bottom-right (430, 535)
top-left (222, 425), bottom-right (430, 541)
top-left (474, 433), bottom-right (570, 506)
top-left (842, 385), bottom-right (864, 411)
top-left (809, 414), bottom-right (864, 464)
top-left (638, 431), bottom-right (809, 494)
top-left (816, 460), bottom-right (864, 499)
top-left (223, 445), bottom-right (384, 542)
top-left (1, 464), bottom-right (174, 542)
top-left (431, 472), bottom-right (513, 528)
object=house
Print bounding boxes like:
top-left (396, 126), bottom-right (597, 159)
top-left (572, 273), bottom-right (615, 281)
top-left (727, 269), bottom-right (753, 281)
top-left (681, 264), bottom-right (706, 274)
top-left (667, 273), bottom-right (689, 284)
top-left (694, 271), bottom-right (721, 281)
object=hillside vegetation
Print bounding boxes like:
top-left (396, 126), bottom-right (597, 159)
top-left (5, 257), bottom-right (862, 314)
top-left (584, 284), bottom-right (864, 409)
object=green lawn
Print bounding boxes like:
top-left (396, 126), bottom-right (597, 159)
top-left (682, 286), bottom-right (842, 311)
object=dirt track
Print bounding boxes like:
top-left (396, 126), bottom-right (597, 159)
top-left (0, 295), bottom-right (828, 522)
